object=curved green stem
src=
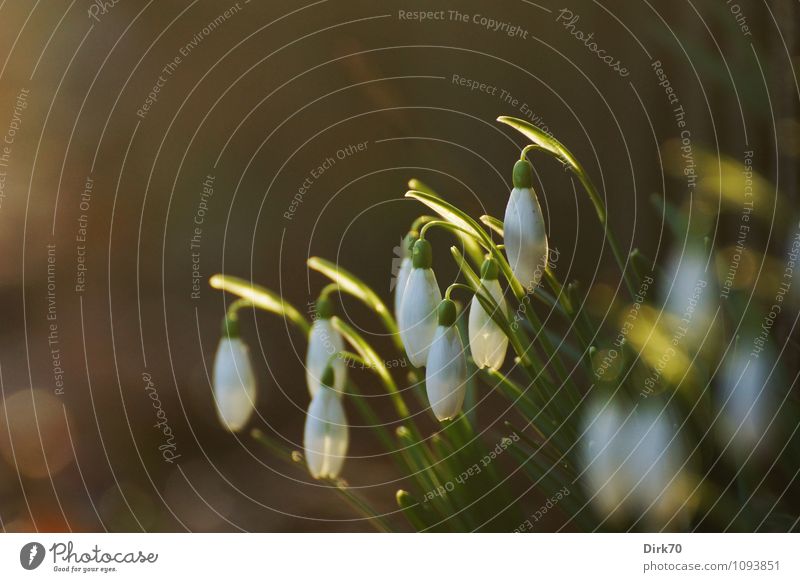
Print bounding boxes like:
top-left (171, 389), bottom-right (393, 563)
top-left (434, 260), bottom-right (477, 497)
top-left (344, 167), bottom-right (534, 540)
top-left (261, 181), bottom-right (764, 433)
top-left (445, 282), bottom-right (475, 301)
top-left (411, 214), bottom-right (437, 232)
top-left (520, 144), bottom-right (540, 160)
top-left (420, 220), bottom-right (489, 252)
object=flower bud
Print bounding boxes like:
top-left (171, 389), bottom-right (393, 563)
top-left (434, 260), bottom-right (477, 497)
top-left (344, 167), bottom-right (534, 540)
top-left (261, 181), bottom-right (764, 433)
top-left (469, 259), bottom-right (509, 370)
top-left (398, 239), bottom-right (442, 367)
top-left (394, 231), bottom-right (418, 322)
top-left (306, 298), bottom-right (346, 398)
top-left (304, 381), bottom-right (349, 479)
top-left (504, 159), bottom-right (548, 289)
top-left (425, 300), bottom-right (467, 421)
top-left (213, 321), bottom-right (257, 432)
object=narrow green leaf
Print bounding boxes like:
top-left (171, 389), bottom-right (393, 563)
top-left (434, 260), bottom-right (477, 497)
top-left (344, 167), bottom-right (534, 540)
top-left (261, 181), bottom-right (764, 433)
top-left (497, 116), bottom-right (579, 168)
top-left (396, 489), bottom-right (433, 531)
top-left (449, 246), bottom-right (481, 289)
top-left (210, 274), bottom-right (309, 333)
top-left (407, 189), bottom-right (525, 298)
top-left (331, 316), bottom-right (410, 419)
top-left (480, 214), bottom-right (504, 237)
top-left (405, 189), bottom-right (487, 242)
top-left (307, 257), bottom-right (399, 342)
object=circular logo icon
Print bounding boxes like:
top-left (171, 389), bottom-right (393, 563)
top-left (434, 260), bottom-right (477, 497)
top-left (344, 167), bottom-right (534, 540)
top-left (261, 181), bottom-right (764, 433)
top-left (19, 542), bottom-right (46, 570)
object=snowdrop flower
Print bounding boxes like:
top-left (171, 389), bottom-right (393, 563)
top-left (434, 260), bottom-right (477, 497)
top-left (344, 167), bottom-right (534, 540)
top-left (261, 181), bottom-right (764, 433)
top-left (306, 296), bottom-right (345, 398)
top-left (398, 239), bottom-right (442, 366)
top-left (582, 399), bottom-right (629, 519)
top-left (213, 316), bottom-right (257, 432)
top-left (468, 258), bottom-right (509, 370)
top-left (304, 367), bottom-right (349, 479)
top-left (504, 158), bottom-right (548, 290)
top-left (394, 231), bottom-right (417, 323)
top-left (582, 399), bottom-right (694, 529)
top-left (625, 409), bottom-right (691, 529)
top-left (425, 299), bottom-right (467, 421)
top-left (717, 342), bottom-right (773, 453)
top-left (661, 247), bottom-right (717, 347)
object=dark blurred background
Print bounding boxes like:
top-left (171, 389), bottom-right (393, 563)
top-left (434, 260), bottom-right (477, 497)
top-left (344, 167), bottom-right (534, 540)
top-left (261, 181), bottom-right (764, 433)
top-left (0, 0), bottom-right (797, 531)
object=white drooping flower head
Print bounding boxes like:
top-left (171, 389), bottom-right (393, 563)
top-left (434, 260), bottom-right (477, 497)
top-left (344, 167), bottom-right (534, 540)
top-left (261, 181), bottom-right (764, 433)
top-left (581, 398), bottom-right (695, 529)
top-left (426, 298), bottom-right (468, 421)
top-left (716, 341), bottom-right (774, 454)
top-left (503, 158), bottom-right (548, 291)
top-left (468, 257), bottom-right (509, 370)
top-left (304, 366), bottom-right (349, 479)
top-left (398, 238), bottom-right (442, 367)
top-left (305, 296), bottom-right (346, 398)
top-left (394, 231), bottom-right (417, 323)
top-left (213, 316), bottom-right (257, 432)
top-left (660, 246), bottom-right (717, 347)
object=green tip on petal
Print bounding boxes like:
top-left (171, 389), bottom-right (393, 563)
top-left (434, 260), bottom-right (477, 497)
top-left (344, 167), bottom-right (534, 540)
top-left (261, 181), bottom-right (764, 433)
top-left (480, 257), bottom-right (500, 280)
top-left (437, 299), bottom-right (457, 327)
top-left (412, 238), bottom-right (433, 269)
top-left (320, 365), bottom-right (335, 388)
top-left (221, 314), bottom-right (240, 338)
top-left (316, 296), bottom-right (334, 319)
top-left (513, 159), bottom-right (533, 189)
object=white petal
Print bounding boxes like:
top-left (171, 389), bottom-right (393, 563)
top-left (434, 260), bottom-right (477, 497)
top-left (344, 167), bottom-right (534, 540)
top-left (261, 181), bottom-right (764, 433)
top-left (305, 319), bottom-right (346, 398)
top-left (425, 325), bottom-right (467, 421)
top-left (717, 345), bottom-right (771, 450)
top-left (661, 249), bottom-right (715, 343)
top-left (468, 278), bottom-right (509, 370)
top-left (581, 401), bottom-right (628, 516)
top-left (213, 337), bottom-right (257, 432)
top-left (394, 257), bottom-right (413, 323)
top-left (398, 268), bottom-right (441, 367)
top-left (504, 187), bottom-right (548, 290)
top-left (303, 387), bottom-right (349, 479)
top-left (582, 400), bottom-right (691, 528)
